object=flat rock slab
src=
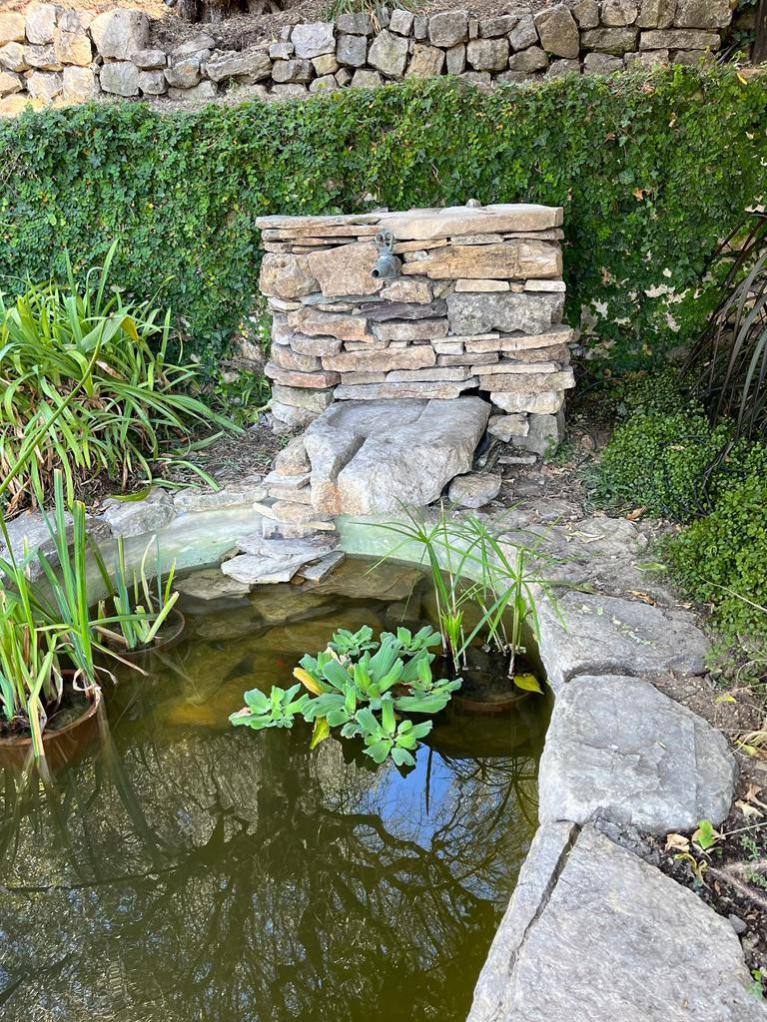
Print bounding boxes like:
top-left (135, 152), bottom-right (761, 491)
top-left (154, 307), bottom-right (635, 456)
top-left (469, 824), bottom-right (766, 1022)
top-left (221, 553), bottom-right (306, 585)
top-left (539, 675), bottom-right (737, 833)
top-left (101, 488), bottom-right (175, 538)
top-left (448, 472), bottom-right (502, 508)
top-left (303, 397), bottom-right (490, 515)
top-left (175, 568), bottom-right (252, 601)
top-left (537, 591), bottom-right (708, 690)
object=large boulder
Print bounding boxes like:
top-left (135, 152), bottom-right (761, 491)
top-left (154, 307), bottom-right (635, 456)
top-left (90, 9), bottom-right (149, 60)
top-left (538, 674), bottom-right (737, 833)
top-left (303, 397), bottom-right (490, 515)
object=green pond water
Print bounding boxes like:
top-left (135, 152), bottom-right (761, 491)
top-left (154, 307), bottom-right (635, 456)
top-left (0, 558), bottom-right (548, 1022)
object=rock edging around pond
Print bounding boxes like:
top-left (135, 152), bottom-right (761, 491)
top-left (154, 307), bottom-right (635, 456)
top-left (336, 512), bottom-right (764, 1021)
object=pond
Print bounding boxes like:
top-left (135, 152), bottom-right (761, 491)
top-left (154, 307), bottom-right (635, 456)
top-left (0, 558), bottom-right (548, 1022)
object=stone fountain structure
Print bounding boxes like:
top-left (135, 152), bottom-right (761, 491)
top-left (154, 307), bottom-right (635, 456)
top-left (254, 202), bottom-right (572, 535)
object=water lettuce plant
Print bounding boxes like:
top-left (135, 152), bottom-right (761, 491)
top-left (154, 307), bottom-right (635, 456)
top-left (230, 625), bottom-right (460, 768)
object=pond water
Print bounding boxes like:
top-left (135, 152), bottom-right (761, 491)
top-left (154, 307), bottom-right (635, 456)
top-left (0, 558), bottom-right (548, 1022)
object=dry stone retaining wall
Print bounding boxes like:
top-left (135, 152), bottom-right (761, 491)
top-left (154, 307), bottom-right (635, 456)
top-left (0, 1), bottom-right (733, 114)
top-left (257, 202), bottom-right (572, 457)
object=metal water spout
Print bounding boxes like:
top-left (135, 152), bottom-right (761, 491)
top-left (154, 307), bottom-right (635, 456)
top-left (371, 229), bottom-right (401, 280)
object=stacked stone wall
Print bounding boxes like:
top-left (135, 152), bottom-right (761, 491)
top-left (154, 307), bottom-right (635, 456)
top-left (257, 202), bottom-right (572, 456)
top-left (0, 1), bottom-right (733, 114)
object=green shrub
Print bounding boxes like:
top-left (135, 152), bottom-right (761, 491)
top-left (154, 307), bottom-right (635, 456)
top-left (1, 68), bottom-right (766, 372)
top-left (666, 471), bottom-right (767, 638)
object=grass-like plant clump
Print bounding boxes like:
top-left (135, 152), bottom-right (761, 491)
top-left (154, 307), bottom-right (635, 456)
top-left (0, 244), bottom-right (232, 514)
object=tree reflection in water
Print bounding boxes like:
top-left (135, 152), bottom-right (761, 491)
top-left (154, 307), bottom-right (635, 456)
top-left (0, 636), bottom-right (544, 1022)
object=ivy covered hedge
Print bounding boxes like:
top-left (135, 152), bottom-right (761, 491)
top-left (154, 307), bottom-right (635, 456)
top-left (0, 67), bottom-right (765, 372)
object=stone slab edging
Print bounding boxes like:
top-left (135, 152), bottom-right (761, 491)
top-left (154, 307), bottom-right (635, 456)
top-left (4, 490), bottom-right (758, 1018)
top-left (0, 0), bottom-right (733, 115)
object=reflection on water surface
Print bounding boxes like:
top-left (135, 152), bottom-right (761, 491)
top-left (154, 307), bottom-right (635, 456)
top-left (0, 558), bottom-right (547, 1022)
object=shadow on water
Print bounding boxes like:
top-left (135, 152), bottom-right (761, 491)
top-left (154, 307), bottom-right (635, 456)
top-left (0, 558), bottom-right (549, 1022)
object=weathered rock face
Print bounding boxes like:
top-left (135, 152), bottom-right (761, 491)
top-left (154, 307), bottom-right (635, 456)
top-left (90, 9), bottom-right (149, 60)
top-left (302, 397), bottom-right (490, 515)
top-left (469, 824), bottom-right (766, 1022)
top-left (536, 590), bottom-right (709, 690)
top-left (538, 675), bottom-right (737, 832)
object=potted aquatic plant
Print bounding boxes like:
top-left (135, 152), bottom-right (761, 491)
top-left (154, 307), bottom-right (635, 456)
top-left (376, 510), bottom-right (555, 713)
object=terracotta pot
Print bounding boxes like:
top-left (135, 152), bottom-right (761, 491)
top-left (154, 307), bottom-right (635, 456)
top-left (0, 685), bottom-right (103, 772)
top-left (110, 608), bottom-right (186, 661)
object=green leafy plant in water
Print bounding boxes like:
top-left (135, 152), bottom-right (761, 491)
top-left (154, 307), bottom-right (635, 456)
top-left (229, 624), bottom-right (460, 767)
top-left (230, 684), bottom-right (309, 730)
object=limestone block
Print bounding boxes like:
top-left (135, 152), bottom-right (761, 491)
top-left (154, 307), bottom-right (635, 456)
top-left (288, 307), bottom-right (372, 342)
top-left (335, 12), bottom-right (373, 35)
top-left (165, 56), bottom-right (202, 89)
top-left (336, 33), bottom-right (368, 66)
top-left (272, 59), bottom-right (314, 84)
top-left (264, 362), bottom-right (340, 388)
top-left (272, 385), bottom-right (335, 411)
top-left (389, 9), bottom-right (414, 35)
top-left (260, 253), bottom-right (319, 299)
top-left (0, 43), bottom-right (28, 73)
top-left (322, 347), bottom-right (436, 372)
top-left (62, 65), bottom-right (98, 101)
top-left (289, 334), bottom-right (343, 356)
top-left (571, 0), bottom-right (599, 27)
top-left (361, 299), bottom-right (446, 321)
top-left (480, 15), bottom-right (519, 37)
top-left (269, 401), bottom-right (319, 430)
top-left (674, 0), bottom-right (732, 28)
top-left (492, 390), bottom-right (564, 413)
top-left (446, 42), bottom-right (466, 74)
top-left (25, 3), bottom-right (57, 45)
top-left (581, 26), bottom-right (639, 51)
top-left (0, 70), bottom-right (22, 97)
top-left (173, 34), bottom-right (214, 57)
top-left (271, 345), bottom-right (322, 372)
top-left (380, 278), bottom-right (433, 303)
top-left (404, 241), bottom-right (562, 280)
top-left (335, 66), bottom-right (353, 86)
top-left (625, 48), bottom-right (669, 65)
top-left (372, 318), bottom-right (449, 341)
top-left (673, 48), bottom-right (715, 64)
top-left (448, 472), bottom-right (502, 507)
top-left (90, 9), bottom-right (149, 60)
top-left (534, 5), bottom-right (580, 58)
top-left (0, 13), bottom-right (25, 46)
top-left (466, 325), bottom-right (573, 351)
top-left (368, 29), bottom-right (409, 77)
top-left (24, 45), bottom-right (61, 71)
top-left (481, 369), bottom-right (574, 393)
top-left (547, 58), bottom-right (582, 75)
top-left (269, 41), bottom-right (293, 59)
top-left (269, 84), bottom-right (309, 100)
top-left (53, 26), bottom-right (92, 67)
top-left (312, 52), bottom-right (338, 75)
top-left (413, 15), bottom-right (429, 40)
top-left (539, 675), bottom-right (737, 833)
top-left (386, 366), bottom-right (473, 382)
top-left (100, 61), bottom-right (140, 97)
top-left (487, 413), bottom-right (529, 440)
top-left (584, 51), bottom-right (625, 72)
top-left (600, 0), bottom-right (640, 27)
top-left (508, 14), bottom-right (539, 50)
top-left (456, 278), bottom-right (510, 292)
top-left (428, 10), bottom-right (469, 47)
top-left (132, 48), bottom-right (167, 70)
top-left (306, 241), bottom-right (383, 298)
top-left (207, 47), bottom-right (271, 82)
top-left (508, 46), bottom-right (549, 71)
top-left (512, 409), bottom-right (565, 454)
top-left (25, 69), bottom-right (62, 101)
top-left (381, 203), bottom-right (563, 240)
top-left (170, 80), bottom-right (216, 101)
top-left (640, 28), bottom-right (720, 48)
top-left (292, 22), bottom-right (335, 59)
top-left (637, 0), bottom-right (676, 28)
top-left (351, 68), bottom-right (382, 88)
top-left (467, 37), bottom-right (509, 70)
top-left (310, 74), bottom-right (338, 93)
top-left (138, 69), bottom-right (167, 95)
top-left (406, 43), bottom-right (445, 77)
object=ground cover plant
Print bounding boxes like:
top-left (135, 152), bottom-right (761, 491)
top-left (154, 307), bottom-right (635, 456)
top-left (0, 244), bottom-right (233, 514)
top-left (1, 68), bottom-right (766, 374)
